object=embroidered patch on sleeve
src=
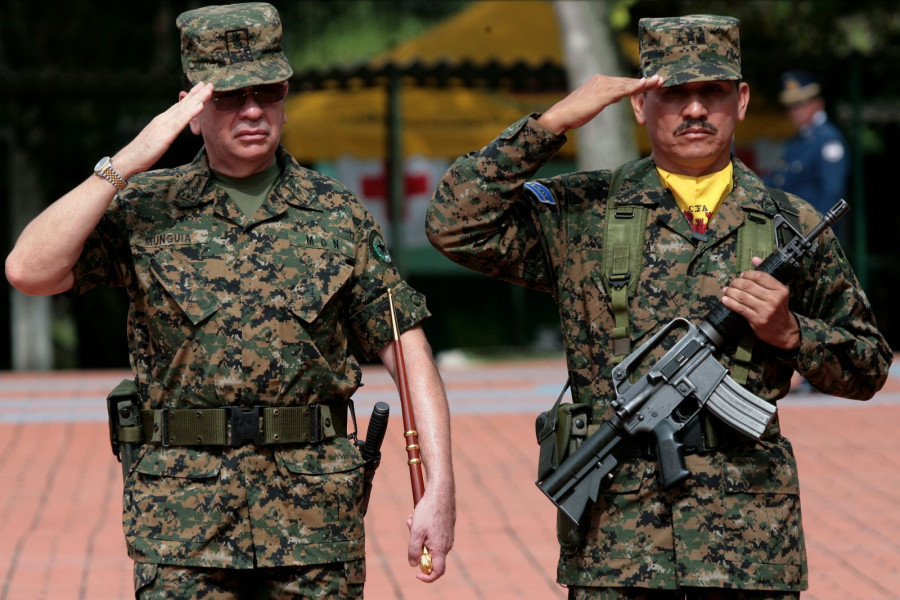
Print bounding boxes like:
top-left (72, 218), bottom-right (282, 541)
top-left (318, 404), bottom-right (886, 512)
top-left (368, 231), bottom-right (393, 265)
top-left (524, 181), bottom-right (555, 205)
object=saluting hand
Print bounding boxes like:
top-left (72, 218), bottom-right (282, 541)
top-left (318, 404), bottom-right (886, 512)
top-left (721, 256), bottom-right (802, 351)
top-left (538, 74), bottom-right (664, 135)
top-left (113, 81), bottom-right (213, 179)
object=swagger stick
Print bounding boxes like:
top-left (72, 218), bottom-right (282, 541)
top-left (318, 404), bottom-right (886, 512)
top-left (387, 288), bottom-right (433, 575)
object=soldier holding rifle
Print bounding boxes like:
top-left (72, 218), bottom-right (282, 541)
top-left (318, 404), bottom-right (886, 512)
top-left (427, 14), bottom-right (890, 600)
top-left (6, 3), bottom-right (454, 597)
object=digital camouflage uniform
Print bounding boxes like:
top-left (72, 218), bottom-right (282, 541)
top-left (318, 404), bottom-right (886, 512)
top-left (426, 112), bottom-right (890, 592)
top-left (426, 15), bottom-right (891, 592)
top-left (71, 145), bottom-right (429, 581)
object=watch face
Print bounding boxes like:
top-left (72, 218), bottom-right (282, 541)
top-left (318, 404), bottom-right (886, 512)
top-left (94, 156), bottom-right (110, 172)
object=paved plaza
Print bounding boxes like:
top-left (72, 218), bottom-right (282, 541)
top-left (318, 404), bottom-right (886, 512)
top-left (1, 358), bottom-right (899, 599)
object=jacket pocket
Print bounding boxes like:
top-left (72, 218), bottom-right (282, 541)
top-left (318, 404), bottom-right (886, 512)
top-left (284, 249), bottom-right (354, 325)
top-left (125, 448), bottom-right (223, 543)
top-left (720, 438), bottom-right (804, 566)
top-left (275, 437), bottom-right (366, 545)
top-left (581, 460), bottom-right (652, 560)
top-left (145, 251), bottom-right (221, 363)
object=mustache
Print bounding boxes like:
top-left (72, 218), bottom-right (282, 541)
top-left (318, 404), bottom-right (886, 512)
top-left (674, 120), bottom-right (718, 134)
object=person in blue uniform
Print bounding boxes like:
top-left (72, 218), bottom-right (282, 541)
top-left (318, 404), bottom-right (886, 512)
top-left (766, 70), bottom-right (851, 393)
top-left (764, 70), bottom-right (850, 239)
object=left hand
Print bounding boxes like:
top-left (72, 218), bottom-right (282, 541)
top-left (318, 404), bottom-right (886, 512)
top-left (406, 486), bottom-right (456, 583)
top-left (721, 256), bottom-right (801, 350)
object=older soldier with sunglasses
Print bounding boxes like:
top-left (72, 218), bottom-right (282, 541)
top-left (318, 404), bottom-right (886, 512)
top-left (6, 3), bottom-right (455, 598)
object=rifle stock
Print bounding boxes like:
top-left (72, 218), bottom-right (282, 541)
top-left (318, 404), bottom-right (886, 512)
top-left (537, 200), bottom-right (849, 526)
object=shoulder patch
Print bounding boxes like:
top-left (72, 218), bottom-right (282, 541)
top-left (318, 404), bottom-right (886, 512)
top-left (524, 181), bottom-right (555, 205)
top-left (821, 140), bottom-right (846, 163)
top-left (368, 231), bottom-right (392, 266)
top-left (828, 237), bottom-right (853, 280)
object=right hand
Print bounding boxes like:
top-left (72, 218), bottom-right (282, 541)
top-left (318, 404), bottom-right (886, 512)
top-left (113, 81), bottom-right (213, 178)
top-left (538, 74), bottom-right (664, 135)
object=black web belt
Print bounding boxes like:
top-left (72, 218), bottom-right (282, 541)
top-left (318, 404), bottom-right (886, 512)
top-left (140, 402), bottom-right (349, 447)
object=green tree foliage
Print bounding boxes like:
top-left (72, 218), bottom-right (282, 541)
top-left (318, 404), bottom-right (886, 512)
top-left (283, 1), bottom-right (470, 70)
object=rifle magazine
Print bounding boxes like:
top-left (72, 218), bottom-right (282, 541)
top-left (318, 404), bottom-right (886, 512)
top-left (705, 375), bottom-right (776, 440)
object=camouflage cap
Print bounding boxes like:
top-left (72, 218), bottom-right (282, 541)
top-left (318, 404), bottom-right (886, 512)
top-left (177, 2), bottom-right (293, 92)
top-left (639, 15), bottom-right (741, 88)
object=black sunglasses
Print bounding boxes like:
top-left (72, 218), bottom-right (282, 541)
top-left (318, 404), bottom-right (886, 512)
top-left (210, 83), bottom-right (287, 111)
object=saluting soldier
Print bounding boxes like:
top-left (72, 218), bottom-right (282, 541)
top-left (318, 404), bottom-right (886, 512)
top-left (426, 14), bottom-right (889, 600)
top-left (6, 3), bottom-right (455, 598)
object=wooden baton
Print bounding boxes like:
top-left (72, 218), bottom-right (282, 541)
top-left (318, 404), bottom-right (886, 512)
top-left (387, 288), bottom-right (432, 575)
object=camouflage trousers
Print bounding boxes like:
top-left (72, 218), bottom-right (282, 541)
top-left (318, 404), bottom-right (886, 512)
top-left (134, 560), bottom-right (365, 599)
top-left (568, 587), bottom-right (800, 600)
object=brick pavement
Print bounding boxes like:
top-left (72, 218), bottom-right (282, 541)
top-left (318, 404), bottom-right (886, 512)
top-left (0, 360), bottom-right (898, 600)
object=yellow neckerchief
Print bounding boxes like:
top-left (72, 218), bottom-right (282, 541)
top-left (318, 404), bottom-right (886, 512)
top-left (657, 162), bottom-right (733, 234)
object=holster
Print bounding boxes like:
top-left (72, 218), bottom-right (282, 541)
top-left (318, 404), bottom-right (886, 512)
top-left (106, 379), bottom-right (142, 480)
top-left (360, 451), bottom-right (381, 516)
top-left (535, 378), bottom-right (592, 548)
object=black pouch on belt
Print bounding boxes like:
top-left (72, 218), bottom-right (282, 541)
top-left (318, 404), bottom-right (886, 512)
top-left (106, 379), bottom-right (142, 480)
top-left (358, 402), bottom-right (390, 515)
top-left (535, 377), bottom-right (592, 548)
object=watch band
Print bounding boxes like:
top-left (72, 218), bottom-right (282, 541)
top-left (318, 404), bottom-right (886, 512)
top-left (94, 157), bottom-right (128, 191)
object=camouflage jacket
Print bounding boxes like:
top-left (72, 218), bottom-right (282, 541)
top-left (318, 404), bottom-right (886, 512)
top-left (73, 146), bottom-right (429, 568)
top-left (427, 115), bottom-right (891, 590)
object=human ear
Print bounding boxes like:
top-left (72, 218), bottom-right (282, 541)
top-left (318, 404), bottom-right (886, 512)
top-left (178, 90), bottom-right (203, 135)
top-left (631, 94), bottom-right (647, 125)
top-left (737, 82), bottom-right (750, 121)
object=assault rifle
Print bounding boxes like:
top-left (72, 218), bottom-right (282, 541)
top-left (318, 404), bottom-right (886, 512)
top-left (537, 200), bottom-right (849, 526)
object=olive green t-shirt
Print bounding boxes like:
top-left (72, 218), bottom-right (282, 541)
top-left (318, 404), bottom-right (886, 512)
top-left (211, 160), bottom-right (282, 216)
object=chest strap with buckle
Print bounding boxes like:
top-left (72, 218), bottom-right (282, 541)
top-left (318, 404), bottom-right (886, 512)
top-left (140, 402), bottom-right (348, 447)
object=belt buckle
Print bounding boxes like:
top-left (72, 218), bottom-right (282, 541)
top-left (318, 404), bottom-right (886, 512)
top-left (228, 406), bottom-right (263, 446)
top-left (160, 408), bottom-right (170, 447)
top-left (309, 404), bottom-right (322, 444)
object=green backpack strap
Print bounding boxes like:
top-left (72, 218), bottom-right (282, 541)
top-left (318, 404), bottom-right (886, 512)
top-left (602, 166), bottom-right (798, 382)
top-left (731, 186), bottom-right (798, 384)
top-left (732, 210), bottom-right (774, 384)
top-left (603, 160), bottom-right (648, 363)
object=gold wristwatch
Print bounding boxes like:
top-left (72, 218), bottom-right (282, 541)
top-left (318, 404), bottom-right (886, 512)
top-left (93, 156), bottom-right (128, 191)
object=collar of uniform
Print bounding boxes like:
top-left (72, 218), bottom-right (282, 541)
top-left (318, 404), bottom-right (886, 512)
top-left (611, 157), bottom-right (699, 241)
top-left (611, 156), bottom-right (665, 208)
top-left (617, 156), bottom-right (782, 242)
top-left (171, 146), bottom-right (323, 213)
top-left (274, 149), bottom-right (324, 213)
top-left (173, 149), bottom-right (220, 208)
top-left (731, 155), bottom-right (784, 218)
top-left (716, 156), bottom-right (795, 242)
top-left (800, 110), bottom-right (827, 137)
